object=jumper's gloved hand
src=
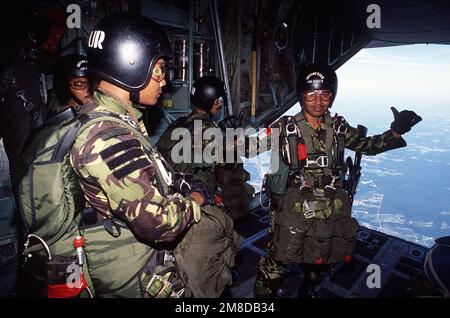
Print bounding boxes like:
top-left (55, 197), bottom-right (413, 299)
top-left (174, 174), bottom-right (215, 206)
top-left (390, 107), bottom-right (422, 134)
top-left (173, 173), bottom-right (194, 196)
top-left (188, 179), bottom-right (215, 206)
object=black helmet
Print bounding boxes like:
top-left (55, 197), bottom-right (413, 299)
top-left (190, 76), bottom-right (225, 112)
top-left (87, 12), bottom-right (173, 102)
top-left (424, 236), bottom-right (450, 297)
top-left (297, 63), bottom-right (338, 106)
top-left (53, 54), bottom-right (88, 104)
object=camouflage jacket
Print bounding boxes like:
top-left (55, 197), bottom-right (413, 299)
top-left (295, 111), bottom-right (406, 187)
top-left (254, 110), bottom-right (407, 191)
top-left (70, 90), bottom-right (200, 243)
top-left (156, 111), bottom-right (218, 190)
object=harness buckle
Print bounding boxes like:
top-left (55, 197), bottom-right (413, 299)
top-left (164, 251), bottom-right (176, 264)
top-left (304, 209), bottom-right (316, 219)
top-left (15, 89), bottom-right (38, 119)
top-left (302, 200), bottom-right (316, 219)
top-left (119, 114), bottom-right (138, 129)
top-left (305, 155), bottom-right (329, 168)
top-left (171, 288), bottom-right (185, 298)
top-left (324, 175), bottom-right (338, 197)
top-left (285, 122), bottom-right (299, 136)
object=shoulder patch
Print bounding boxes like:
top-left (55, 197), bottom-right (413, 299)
top-left (112, 158), bottom-right (150, 180)
top-left (106, 148), bottom-right (145, 170)
top-left (97, 138), bottom-right (152, 180)
top-left (99, 139), bottom-right (140, 160)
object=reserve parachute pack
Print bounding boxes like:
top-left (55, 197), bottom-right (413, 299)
top-left (18, 108), bottom-right (181, 298)
top-left (173, 204), bottom-right (239, 297)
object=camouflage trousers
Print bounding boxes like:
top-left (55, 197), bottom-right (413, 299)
top-left (253, 209), bottom-right (331, 298)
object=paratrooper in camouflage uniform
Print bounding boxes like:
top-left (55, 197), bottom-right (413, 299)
top-left (61, 13), bottom-right (205, 297)
top-left (46, 54), bottom-right (91, 117)
top-left (156, 76), bottom-right (239, 297)
top-left (71, 89), bottom-right (200, 243)
top-left (157, 111), bottom-right (218, 191)
top-left (253, 63), bottom-right (422, 298)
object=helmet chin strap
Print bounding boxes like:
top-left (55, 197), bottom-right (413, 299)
top-left (72, 95), bottom-right (84, 106)
top-left (130, 91), bottom-right (140, 104)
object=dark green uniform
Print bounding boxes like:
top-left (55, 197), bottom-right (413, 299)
top-left (254, 110), bottom-right (407, 297)
top-left (157, 111), bottom-right (217, 189)
top-left (156, 111), bottom-right (239, 297)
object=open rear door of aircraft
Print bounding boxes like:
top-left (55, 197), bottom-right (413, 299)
top-left (218, 0), bottom-right (450, 129)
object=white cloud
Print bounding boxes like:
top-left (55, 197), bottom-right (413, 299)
top-left (409, 145), bottom-right (450, 155)
top-left (378, 213), bottom-right (406, 224)
top-left (407, 220), bottom-right (433, 228)
top-left (363, 157), bottom-right (381, 164)
top-left (363, 167), bottom-right (403, 177)
top-left (380, 224), bottom-right (434, 247)
top-left (359, 222), bottom-right (376, 230)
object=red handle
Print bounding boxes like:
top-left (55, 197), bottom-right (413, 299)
top-left (73, 236), bottom-right (85, 248)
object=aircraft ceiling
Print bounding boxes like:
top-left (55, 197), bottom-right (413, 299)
top-left (365, 0), bottom-right (450, 47)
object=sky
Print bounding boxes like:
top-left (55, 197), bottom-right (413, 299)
top-left (333, 44), bottom-right (450, 114)
top-left (284, 43), bottom-right (450, 134)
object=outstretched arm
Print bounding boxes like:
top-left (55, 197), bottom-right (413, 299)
top-left (345, 107), bottom-right (422, 155)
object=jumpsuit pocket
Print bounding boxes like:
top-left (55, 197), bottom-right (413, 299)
top-left (330, 217), bottom-right (359, 263)
top-left (271, 221), bottom-right (308, 263)
top-left (302, 219), bottom-right (333, 264)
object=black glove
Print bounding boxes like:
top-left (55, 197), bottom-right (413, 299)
top-left (174, 173), bottom-right (215, 206)
top-left (390, 107), bottom-right (422, 134)
top-left (173, 173), bottom-right (194, 196)
top-left (188, 179), bottom-right (215, 206)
